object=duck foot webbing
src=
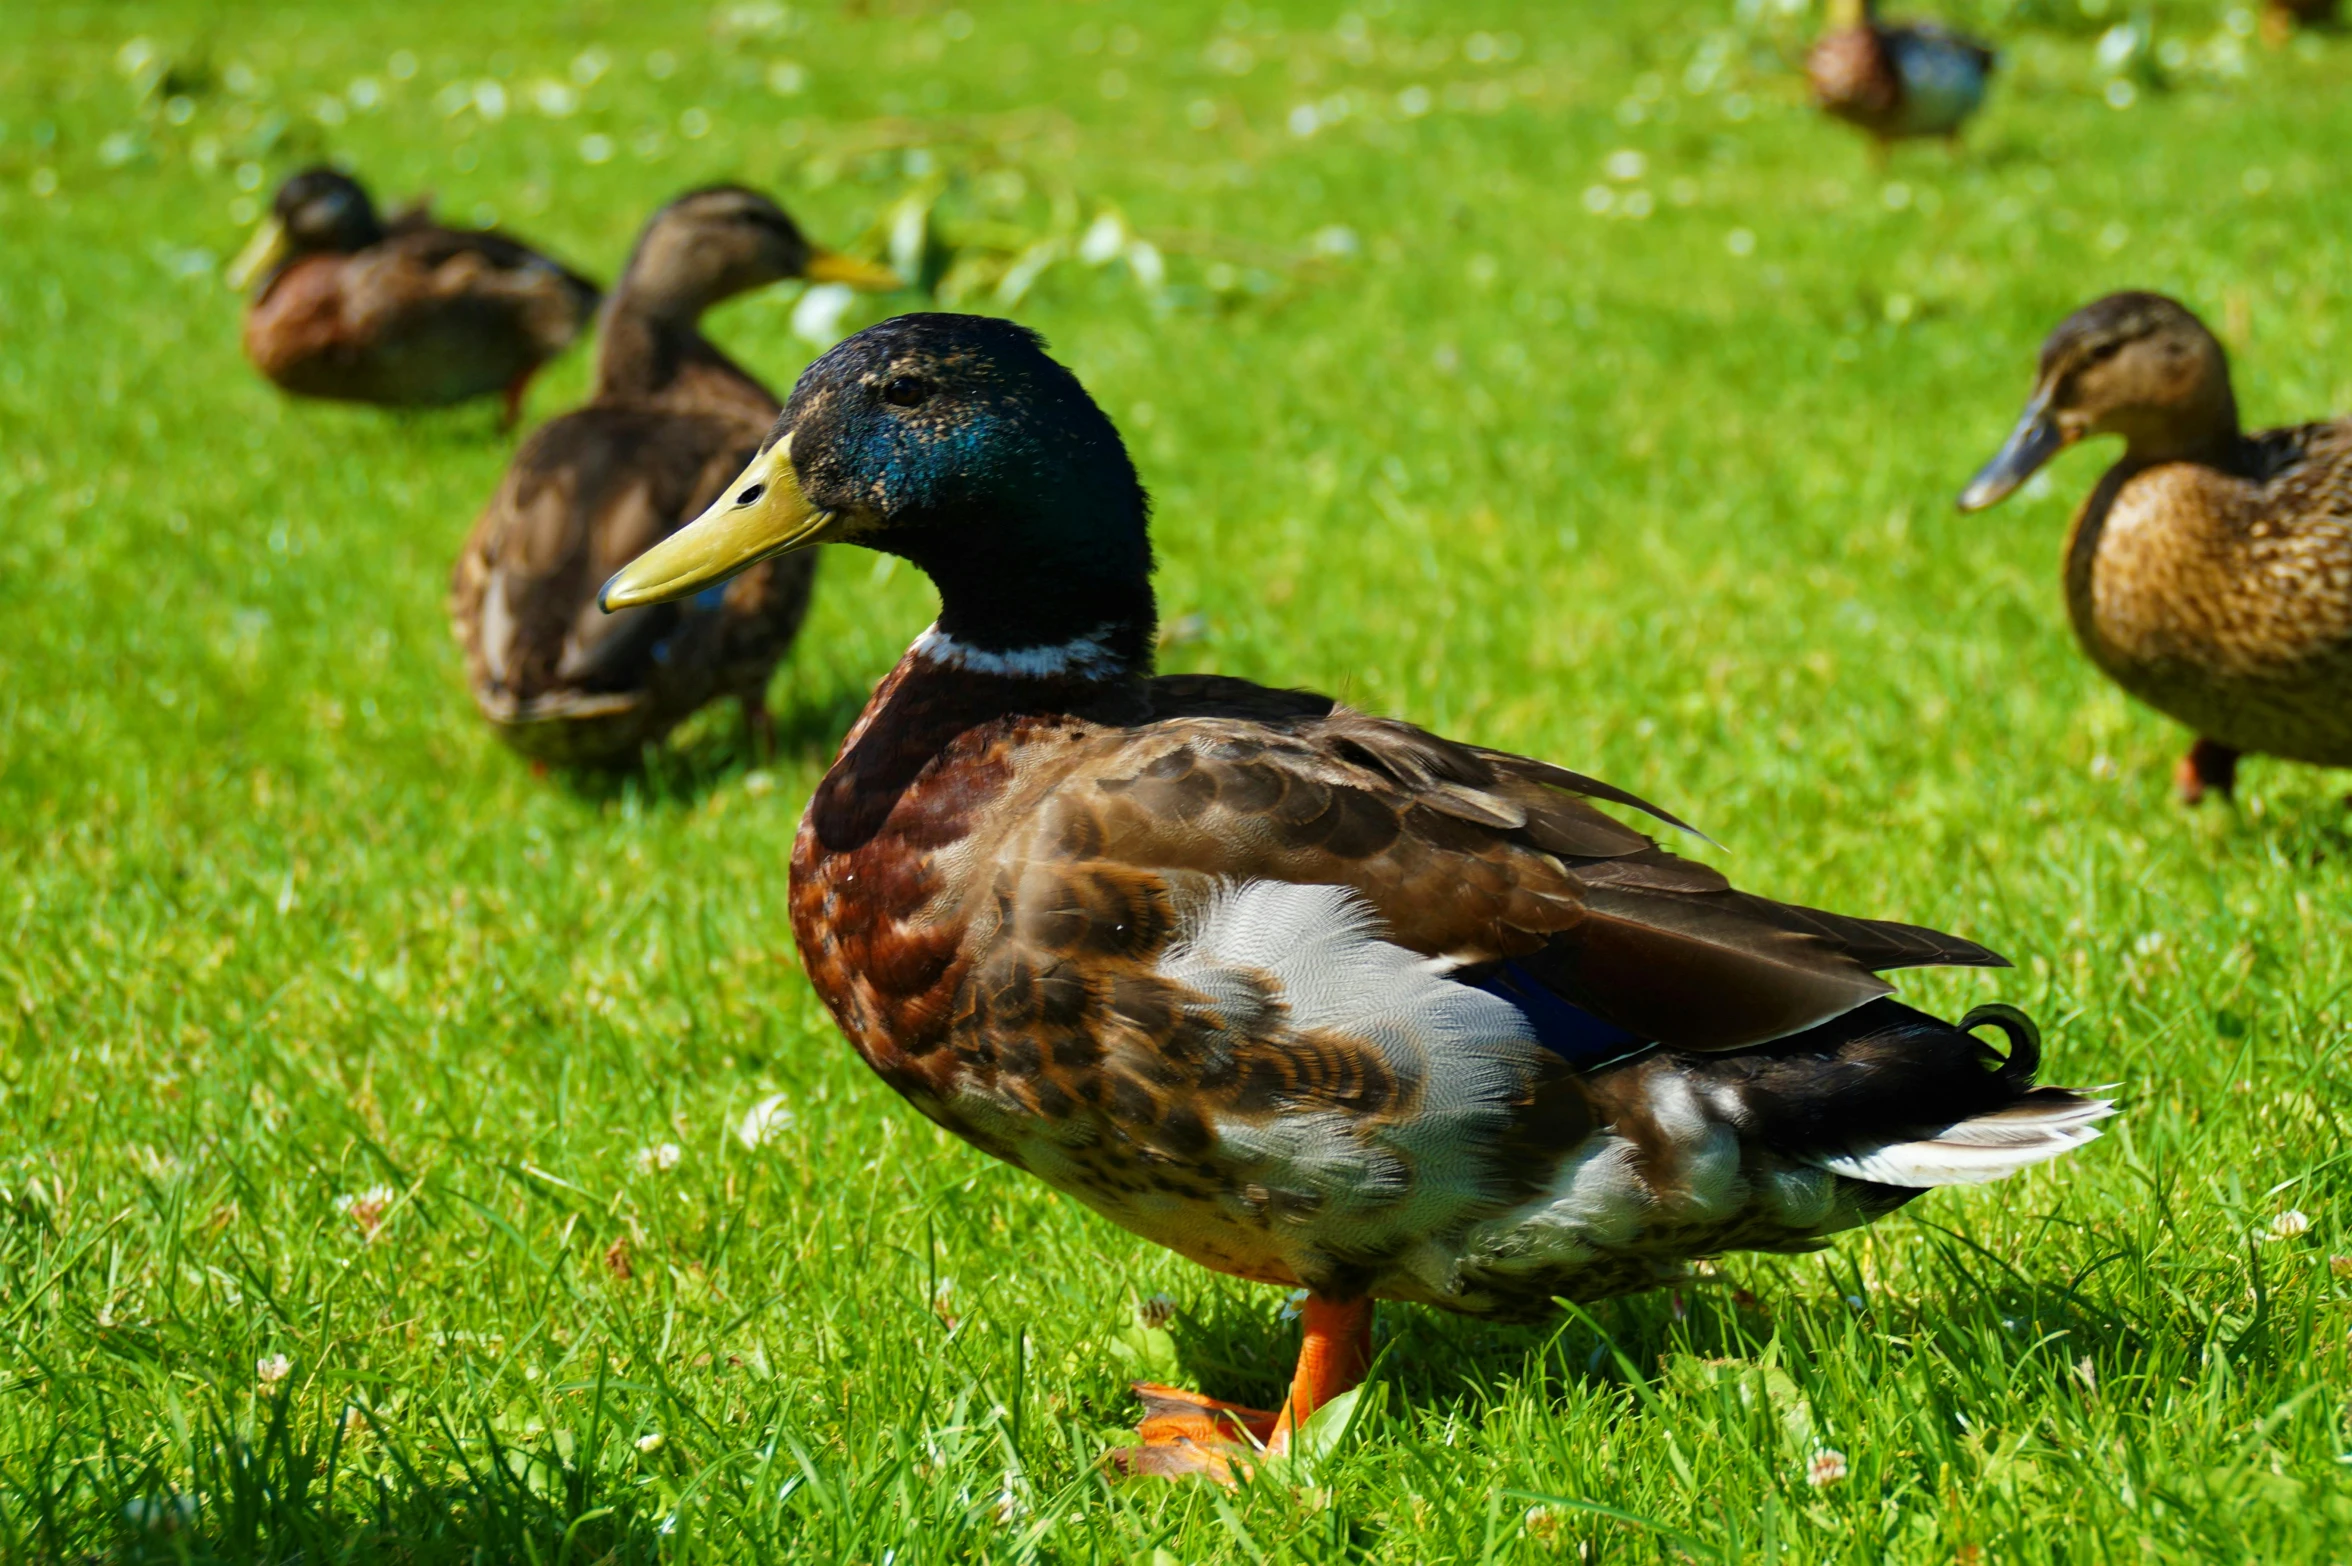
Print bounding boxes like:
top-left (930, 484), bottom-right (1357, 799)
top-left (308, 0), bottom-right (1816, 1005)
top-left (1109, 1295), bottom-right (1374, 1483)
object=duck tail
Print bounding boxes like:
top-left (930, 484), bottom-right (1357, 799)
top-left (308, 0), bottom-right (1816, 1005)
top-left (1806, 1003), bottom-right (2115, 1189)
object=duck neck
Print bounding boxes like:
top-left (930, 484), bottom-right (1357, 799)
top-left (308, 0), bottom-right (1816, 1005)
top-left (591, 275), bottom-right (731, 401)
top-left (2114, 386), bottom-right (2244, 472)
top-left (904, 527), bottom-right (1158, 689)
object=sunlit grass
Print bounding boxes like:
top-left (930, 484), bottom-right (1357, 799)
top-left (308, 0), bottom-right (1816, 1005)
top-left (5, 0), bottom-right (2352, 1560)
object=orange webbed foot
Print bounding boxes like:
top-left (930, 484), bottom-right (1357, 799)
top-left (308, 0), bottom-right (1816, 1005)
top-left (1109, 1295), bottom-right (1374, 1483)
top-left (2175, 737), bottom-right (2239, 806)
top-left (1108, 1384), bottom-right (1279, 1481)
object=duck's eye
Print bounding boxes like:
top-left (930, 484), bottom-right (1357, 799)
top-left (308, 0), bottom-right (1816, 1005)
top-left (735, 483), bottom-right (766, 506)
top-left (882, 375), bottom-right (932, 408)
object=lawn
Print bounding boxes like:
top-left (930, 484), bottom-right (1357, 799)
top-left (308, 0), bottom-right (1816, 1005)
top-left (6, 0), bottom-right (2352, 1559)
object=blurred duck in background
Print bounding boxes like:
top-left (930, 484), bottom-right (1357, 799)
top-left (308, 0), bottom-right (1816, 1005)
top-left (2264, 0), bottom-right (2339, 45)
top-left (449, 186), bottom-right (900, 770)
top-left (228, 167), bottom-right (600, 429)
top-left (1807, 0), bottom-right (1995, 153)
top-left (1959, 292), bottom-right (2352, 805)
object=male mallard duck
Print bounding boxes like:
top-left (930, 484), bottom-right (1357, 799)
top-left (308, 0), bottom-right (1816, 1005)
top-left (1807, 0), bottom-right (1996, 150)
top-left (228, 167), bottom-right (600, 428)
top-left (448, 186), bottom-right (899, 768)
top-left (601, 314), bottom-right (2111, 1477)
top-left (1958, 291), bottom-right (2352, 804)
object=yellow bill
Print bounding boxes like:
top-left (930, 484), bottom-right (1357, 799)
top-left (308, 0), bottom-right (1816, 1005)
top-left (599, 434), bottom-right (846, 612)
top-left (801, 247), bottom-right (904, 291)
top-left (225, 216), bottom-right (291, 291)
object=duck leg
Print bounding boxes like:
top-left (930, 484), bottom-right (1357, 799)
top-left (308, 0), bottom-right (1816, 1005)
top-left (2174, 738), bottom-right (2240, 805)
top-left (741, 693), bottom-right (776, 763)
top-left (1113, 1294), bottom-right (1373, 1481)
top-left (498, 367), bottom-right (537, 433)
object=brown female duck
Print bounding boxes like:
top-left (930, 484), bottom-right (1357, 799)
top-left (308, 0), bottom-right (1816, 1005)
top-left (448, 186), bottom-right (898, 768)
top-left (600, 314), bottom-right (2110, 1477)
top-left (1960, 292), bottom-right (2352, 803)
top-left (1807, 0), bottom-right (1995, 151)
top-left (228, 167), bottom-right (600, 428)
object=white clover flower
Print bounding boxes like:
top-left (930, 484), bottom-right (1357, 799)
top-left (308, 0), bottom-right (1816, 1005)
top-left (335, 1185), bottom-right (397, 1240)
top-left (1807, 1449), bottom-right (1848, 1487)
top-left (735, 1094), bottom-right (794, 1149)
top-left (257, 1353), bottom-right (292, 1387)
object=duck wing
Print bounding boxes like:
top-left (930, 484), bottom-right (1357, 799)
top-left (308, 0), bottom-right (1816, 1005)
top-left (453, 407), bottom-right (755, 713)
top-left (1049, 678), bottom-right (2002, 1054)
top-left (354, 226), bottom-right (601, 350)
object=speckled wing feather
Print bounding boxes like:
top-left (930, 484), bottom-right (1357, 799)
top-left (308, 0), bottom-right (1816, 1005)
top-left (350, 227), bottom-right (599, 357)
top-left (1027, 680), bottom-right (2005, 1053)
top-left (449, 403), bottom-right (813, 759)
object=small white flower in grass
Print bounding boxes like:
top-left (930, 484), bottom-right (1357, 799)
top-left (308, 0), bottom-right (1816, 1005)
top-left (257, 1353), bottom-right (292, 1387)
top-left (637, 1431), bottom-right (664, 1454)
top-left (1277, 1288), bottom-right (1310, 1322)
top-left (1807, 1448), bottom-right (1848, 1487)
top-left (631, 1143), bottom-right (683, 1175)
top-left (736, 1094), bottom-right (795, 1149)
top-left (2272, 1209), bottom-right (2311, 1240)
top-left (335, 1185), bottom-right (397, 1240)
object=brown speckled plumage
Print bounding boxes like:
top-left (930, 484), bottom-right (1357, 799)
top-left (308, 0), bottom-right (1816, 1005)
top-left (448, 187), bottom-right (837, 767)
top-left (787, 647), bottom-right (2081, 1317)
top-left (1962, 292), bottom-right (2352, 798)
top-left (236, 169), bottom-right (597, 422)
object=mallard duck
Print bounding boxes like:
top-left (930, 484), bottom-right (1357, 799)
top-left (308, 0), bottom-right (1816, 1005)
top-left (448, 186), bottom-right (900, 768)
top-left (228, 167), bottom-right (601, 428)
top-left (600, 313), bottom-right (2111, 1478)
top-left (1958, 291), bottom-right (2352, 804)
top-left (1807, 0), bottom-right (1996, 150)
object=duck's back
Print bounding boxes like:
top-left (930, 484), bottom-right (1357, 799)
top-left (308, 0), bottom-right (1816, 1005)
top-left (2070, 417), bottom-right (2352, 765)
top-left (245, 226), bottom-right (596, 407)
top-left (789, 659), bottom-right (2104, 1317)
top-left (451, 371), bottom-right (813, 762)
top-left (1809, 20), bottom-right (1989, 139)
top-left (1882, 23), bottom-right (1992, 137)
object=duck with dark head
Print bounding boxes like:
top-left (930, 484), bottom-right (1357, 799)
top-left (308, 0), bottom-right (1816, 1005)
top-left (1807, 0), bottom-right (1996, 154)
top-left (449, 186), bottom-right (900, 769)
top-left (605, 313), bottom-right (2111, 1478)
top-left (1959, 291), bottom-right (2352, 804)
top-left (228, 166), bottom-right (600, 428)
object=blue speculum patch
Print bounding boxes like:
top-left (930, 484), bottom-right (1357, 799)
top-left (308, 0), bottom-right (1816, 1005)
top-left (1465, 959), bottom-right (1647, 1068)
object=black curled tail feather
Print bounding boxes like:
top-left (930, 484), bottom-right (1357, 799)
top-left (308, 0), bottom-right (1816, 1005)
top-left (1959, 1001), bottom-right (2040, 1089)
top-left (1663, 996), bottom-right (2113, 1191)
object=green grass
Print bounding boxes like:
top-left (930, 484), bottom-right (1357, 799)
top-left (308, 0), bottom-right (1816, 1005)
top-left (7, 0), bottom-right (2352, 1559)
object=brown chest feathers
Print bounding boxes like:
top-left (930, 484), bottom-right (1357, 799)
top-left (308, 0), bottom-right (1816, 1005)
top-left (2065, 421), bottom-right (2352, 764)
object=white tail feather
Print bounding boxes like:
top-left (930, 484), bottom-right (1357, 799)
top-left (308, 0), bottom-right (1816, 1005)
top-left (1810, 1096), bottom-right (2117, 1188)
